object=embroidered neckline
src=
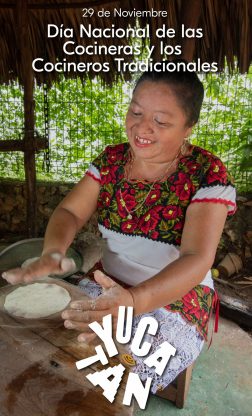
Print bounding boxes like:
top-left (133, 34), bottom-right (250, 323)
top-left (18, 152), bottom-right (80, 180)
top-left (120, 142), bottom-right (198, 185)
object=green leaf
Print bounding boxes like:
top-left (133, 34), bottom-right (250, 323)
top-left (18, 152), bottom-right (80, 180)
top-left (109, 212), bottom-right (121, 227)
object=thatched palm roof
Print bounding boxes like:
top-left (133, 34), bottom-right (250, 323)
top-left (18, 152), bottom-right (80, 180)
top-left (0, 0), bottom-right (251, 85)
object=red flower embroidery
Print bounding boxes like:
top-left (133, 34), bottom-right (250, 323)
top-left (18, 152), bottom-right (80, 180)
top-left (175, 236), bottom-right (182, 245)
top-left (171, 172), bottom-right (194, 200)
top-left (201, 311), bottom-right (209, 325)
top-left (116, 189), bottom-right (137, 218)
top-left (182, 291), bottom-right (201, 319)
top-left (99, 192), bottom-right (111, 207)
top-left (137, 182), bottom-right (145, 190)
top-left (165, 284), bottom-right (214, 341)
top-left (121, 219), bottom-right (138, 233)
top-left (150, 230), bottom-right (159, 239)
top-left (163, 205), bottom-right (182, 220)
top-left (207, 159), bottom-right (227, 184)
top-left (203, 286), bottom-right (211, 295)
top-left (174, 221), bottom-right (184, 230)
top-left (100, 165), bottom-right (119, 184)
top-left (185, 161), bottom-right (201, 174)
top-left (146, 189), bottom-right (161, 205)
top-left (104, 218), bottom-right (110, 228)
top-left (107, 145), bottom-right (125, 163)
top-left (138, 206), bottom-right (162, 235)
top-left (199, 148), bottom-right (211, 157)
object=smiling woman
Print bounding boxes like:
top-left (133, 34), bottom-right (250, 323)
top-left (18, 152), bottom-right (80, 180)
top-left (125, 81), bottom-right (193, 173)
top-left (2, 61), bottom-right (236, 395)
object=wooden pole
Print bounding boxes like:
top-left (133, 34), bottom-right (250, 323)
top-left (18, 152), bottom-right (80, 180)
top-left (180, 0), bottom-right (202, 61)
top-left (17, 0), bottom-right (37, 237)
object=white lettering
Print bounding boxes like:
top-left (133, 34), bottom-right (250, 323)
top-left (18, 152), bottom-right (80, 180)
top-left (131, 316), bottom-right (158, 357)
top-left (116, 306), bottom-right (133, 344)
top-left (76, 345), bottom-right (108, 370)
top-left (86, 364), bottom-right (125, 402)
top-left (144, 341), bottom-right (176, 376)
top-left (89, 314), bottom-right (118, 357)
top-left (123, 373), bottom-right (152, 409)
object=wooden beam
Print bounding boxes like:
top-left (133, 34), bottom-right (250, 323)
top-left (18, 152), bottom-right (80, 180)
top-left (180, 0), bottom-right (202, 62)
top-left (0, 138), bottom-right (47, 152)
top-left (0, 140), bottom-right (24, 152)
top-left (17, 0), bottom-right (37, 237)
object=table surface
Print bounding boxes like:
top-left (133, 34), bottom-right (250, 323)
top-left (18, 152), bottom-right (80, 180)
top-left (0, 279), bottom-right (134, 416)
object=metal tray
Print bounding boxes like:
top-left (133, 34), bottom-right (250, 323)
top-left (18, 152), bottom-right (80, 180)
top-left (0, 238), bottom-right (83, 279)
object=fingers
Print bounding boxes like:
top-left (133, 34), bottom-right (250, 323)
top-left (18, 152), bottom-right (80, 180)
top-left (2, 268), bottom-right (25, 285)
top-left (70, 297), bottom-right (112, 311)
top-left (60, 257), bottom-right (76, 273)
top-left (62, 299), bottom-right (118, 337)
top-left (78, 332), bottom-right (97, 343)
top-left (2, 252), bottom-right (76, 285)
top-left (61, 308), bottom-right (105, 324)
top-left (93, 270), bottom-right (117, 290)
top-left (1, 264), bottom-right (45, 284)
top-left (64, 320), bottom-right (93, 332)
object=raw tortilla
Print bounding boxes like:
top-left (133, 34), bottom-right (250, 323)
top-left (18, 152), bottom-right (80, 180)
top-left (4, 283), bottom-right (71, 319)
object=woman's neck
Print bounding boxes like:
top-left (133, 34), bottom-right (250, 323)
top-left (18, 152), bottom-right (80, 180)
top-left (126, 142), bottom-right (192, 182)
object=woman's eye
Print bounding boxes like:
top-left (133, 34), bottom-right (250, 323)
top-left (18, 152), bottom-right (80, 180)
top-left (131, 110), bottom-right (141, 116)
top-left (155, 119), bottom-right (169, 126)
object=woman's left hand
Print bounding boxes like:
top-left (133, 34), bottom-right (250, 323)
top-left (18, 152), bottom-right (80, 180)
top-left (61, 270), bottom-right (134, 342)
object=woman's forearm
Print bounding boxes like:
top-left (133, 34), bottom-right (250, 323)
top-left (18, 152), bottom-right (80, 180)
top-left (42, 207), bottom-right (82, 255)
top-left (129, 253), bottom-right (213, 315)
top-left (42, 175), bottom-right (100, 256)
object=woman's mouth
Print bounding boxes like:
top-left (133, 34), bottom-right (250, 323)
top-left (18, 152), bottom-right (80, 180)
top-left (134, 135), bottom-right (153, 147)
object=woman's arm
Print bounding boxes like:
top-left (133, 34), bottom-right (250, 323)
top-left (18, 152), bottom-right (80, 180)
top-left (42, 175), bottom-right (100, 255)
top-left (129, 202), bottom-right (228, 314)
top-left (2, 175), bottom-right (100, 284)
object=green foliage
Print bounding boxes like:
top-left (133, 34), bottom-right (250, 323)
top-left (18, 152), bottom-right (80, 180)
top-left (34, 77), bottom-right (130, 181)
top-left (192, 70), bottom-right (252, 190)
top-left (0, 69), bottom-right (251, 191)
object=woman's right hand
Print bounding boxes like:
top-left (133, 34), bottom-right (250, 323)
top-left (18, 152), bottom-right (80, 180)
top-left (1, 252), bottom-right (76, 285)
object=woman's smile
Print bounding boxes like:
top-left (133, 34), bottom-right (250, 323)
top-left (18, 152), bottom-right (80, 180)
top-left (134, 135), bottom-right (154, 147)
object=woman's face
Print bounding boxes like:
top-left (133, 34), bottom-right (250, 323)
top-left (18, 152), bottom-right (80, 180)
top-left (125, 81), bottom-right (193, 163)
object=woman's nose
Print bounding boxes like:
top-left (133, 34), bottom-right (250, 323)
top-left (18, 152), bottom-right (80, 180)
top-left (137, 116), bottom-right (154, 134)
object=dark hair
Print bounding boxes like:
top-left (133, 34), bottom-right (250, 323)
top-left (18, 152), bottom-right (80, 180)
top-left (133, 60), bottom-right (204, 127)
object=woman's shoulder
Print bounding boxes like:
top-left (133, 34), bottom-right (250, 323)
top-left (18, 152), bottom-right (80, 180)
top-left (190, 145), bottom-right (234, 187)
top-left (91, 142), bottom-right (128, 169)
top-left (104, 142), bottom-right (129, 156)
top-left (191, 145), bottom-right (224, 164)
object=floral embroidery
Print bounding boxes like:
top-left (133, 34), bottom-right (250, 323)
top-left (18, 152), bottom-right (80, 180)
top-left (100, 165), bottom-right (119, 184)
top-left (165, 285), bottom-right (214, 340)
top-left (163, 205), bottom-right (182, 220)
top-left (121, 219), bottom-right (138, 233)
top-left (94, 143), bottom-right (234, 246)
top-left (138, 206), bottom-right (163, 235)
top-left (116, 189), bottom-right (137, 218)
top-left (146, 189), bottom-right (162, 205)
top-left (171, 172), bottom-right (195, 200)
top-left (98, 191), bottom-right (111, 207)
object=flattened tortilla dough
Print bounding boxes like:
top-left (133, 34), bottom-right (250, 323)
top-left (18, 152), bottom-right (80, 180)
top-left (4, 283), bottom-right (71, 319)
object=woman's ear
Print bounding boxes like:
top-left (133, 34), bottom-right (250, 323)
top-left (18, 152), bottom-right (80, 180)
top-left (185, 125), bottom-right (193, 138)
